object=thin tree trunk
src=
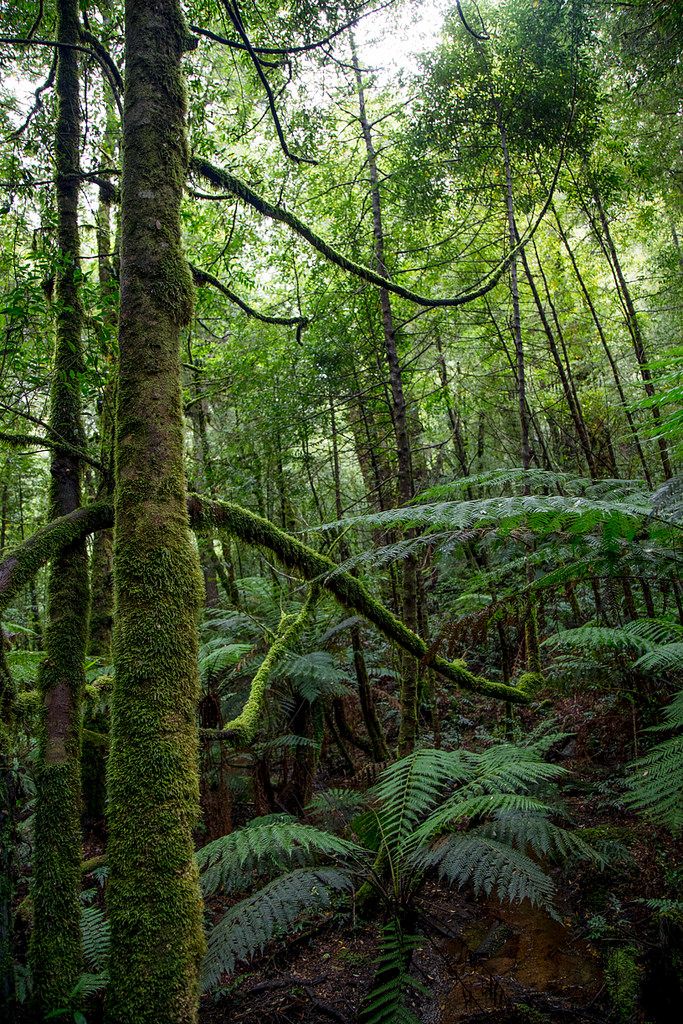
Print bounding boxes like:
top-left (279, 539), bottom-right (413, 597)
top-left (518, 246), bottom-right (597, 476)
top-left (0, 634), bottom-right (17, 1021)
top-left (88, 50), bottom-right (118, 660)
top-left (551, 204), bottom-right (652, 485)
top-left (105, 4), bottom-right (205, 1022)
top-left (583, 176), bottom-right (672, 479)
top-left (30, 0), bottom-right (90, 1014)
top-left (330, 394), bottom-right (388, 761)
top-left (351, 34), bottom-right (421, 753)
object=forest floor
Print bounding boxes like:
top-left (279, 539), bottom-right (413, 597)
top-left (199, 689), bottom-right (683, 1024)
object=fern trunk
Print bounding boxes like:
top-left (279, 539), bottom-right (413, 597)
top-left (104, 4), bottom-right (205, 1022)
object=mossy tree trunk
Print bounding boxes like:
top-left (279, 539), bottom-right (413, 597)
top-left (0, 634), bottom-right (17, 1022)
top-left (104, 3), bottom-right (205, 1022)
top-left (83, 45), bottom-right (118, 826)
top-left (30, 0), bottom-right (90, 1014)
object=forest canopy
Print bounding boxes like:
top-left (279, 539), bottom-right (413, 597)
top-left (0, 2), bottom-right (681, 1023)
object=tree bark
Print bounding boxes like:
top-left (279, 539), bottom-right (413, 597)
top-left (351, 34), bottom-right (421, 753)
top-left (105, 4), bottom-right (205, 1022)
top-left (30, 0), bottom-right (90, 1013)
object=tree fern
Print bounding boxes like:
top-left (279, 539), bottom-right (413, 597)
top-left (202, 867), bottom-right (353, 992)
top-left (197, 815), bottom-right (365, 897)
top-left (624, 688), bottom-right (683, 832)
top-left (200, 743), bottom-right (600, 1003)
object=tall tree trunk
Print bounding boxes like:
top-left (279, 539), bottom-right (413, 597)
top-left (30, 0), bottom-right (90, 1014)
top-left (518, 245), bottom-right (597, 476)
top-left (551, 204), bottom-right (653, 485)
top-left (83, 56), bottom-right (118, 825)
top-left (87, 76), bottom-right (118, 660)
top-left (351, 35), bottom-right (421, 753)
top-left (497, 117), bottom-right (530, 480)
top-left (582, 175), bottom-right (672, 479)
top-left (105, 4), bottom-right (205, 1022)
top-left (330, 394), bottom-right (388, 761)
top-left (0, 634), bottom-right (17, 1022)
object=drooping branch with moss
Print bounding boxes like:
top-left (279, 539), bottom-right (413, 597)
top-left (0, 496), bottom-right (526, 707)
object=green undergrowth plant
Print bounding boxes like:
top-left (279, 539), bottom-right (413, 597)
top-left (542, 618), bottom-right (683, 689)
top-left (197, 737), bottom-right (603, 1022)
top-left (624, 686), bottom-right (683, 833)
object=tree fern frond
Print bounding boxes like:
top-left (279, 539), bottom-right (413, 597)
top-left (481, 811), bottom-right (603, 864)
top-left (624, 732), bottom-right (683, 832)
top-left (408, 793), bottom-right (557, 854)
top-left (371, 749), bottom-right (466, 853)
top-left (308, 787), bottom-right (368, 829)
top-left (197, 817), bottom-right (365, 897)
top-left (280, 650), bottom-right (350, 701)
top-left (417, 833), bottom-right (558, 914)
top-left (202, 867), bottom-right (353, 992)
top-left (543, 626), bottom-right (650, 656)
top-left (635, 643), bottom-right (683, 674)
top-left (323, 493), bottom-right (657, 539)
top-left (198, 639), bottom-right (254, 682)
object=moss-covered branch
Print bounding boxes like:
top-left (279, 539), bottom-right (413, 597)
top-left (190, 264), bottom-right (307, 329)
top-left (0, 429), bottom-right (104, 473)
top-left (0, 503), bottom-right (110, 615)
top-left (190, 157), bottom-right (555, 312)
top-left (0, 497), bottom-right (527, 705)
top-left (188, 496), bottom-right (527, 705)
top-left (219, 587), bottom-right (318, 744)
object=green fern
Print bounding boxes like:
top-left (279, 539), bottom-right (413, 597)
top-left (199, 743), bottom-right (600, 1002)
top-left (202, 866), bottom-right (353, 992)
top-left (624, 688), bottom-right (683, 832)
top-left (198, 638), bottom-right (254, 683)
top-left (358, 920), bottom-right (423, 1024)
top-left (197, 815), bottom-right (365, 898)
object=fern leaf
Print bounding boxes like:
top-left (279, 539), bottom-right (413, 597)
top-left (202, 867), bottom-right (352, 992)
top-left (417, 833), bottom-right (557, 914)
top-left (197, 817), bottom-right (366, 897)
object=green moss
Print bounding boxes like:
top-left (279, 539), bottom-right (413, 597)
top-left (104, 3), bottom-right (206, 1021)
top-left (223, 589), bottom-right (317, 744)
top-left (28, 0), bottom-right (91, 1013)
top-left (0, 504), bottom-right (109, 617)
top-left (517, 671), bottom-right (546, 696)
top-left (188, 495), bottom-right (528, 707)
top-left (606, 946), bottom-right (641, 1023)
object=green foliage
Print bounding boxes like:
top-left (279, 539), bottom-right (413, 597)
top-left (196, 815), bottom-right (365, 897)
top-left (199, 741), bottom-right (599, 1003)
top-left (605, 946), bottom-right (640, 1024)
top-left (358, 920), bottom-right (423, 1024)
top-left (202, 867), bottom-right (353, 993)
top-left (624, 688), bottom-right (683, 832)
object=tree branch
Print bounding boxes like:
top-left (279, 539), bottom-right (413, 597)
top-left (190, 263), bottom-right (308, 329)
top-left (0, 497), bottom-right (527, 705)
top-left (190, 156), bottom-right (562, 309)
